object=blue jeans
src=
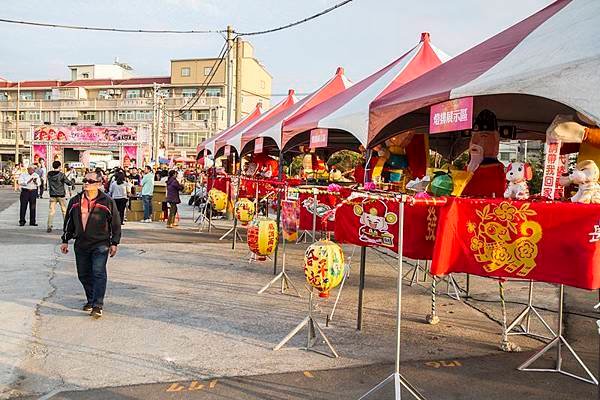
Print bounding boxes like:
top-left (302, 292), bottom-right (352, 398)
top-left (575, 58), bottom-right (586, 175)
top-left (142, 195), bottom-right (153, 220)
top-left (75, 245), bottom-right (109, 308)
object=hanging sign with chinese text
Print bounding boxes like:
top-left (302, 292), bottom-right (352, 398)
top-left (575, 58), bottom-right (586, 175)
top-left (310, 128), bottom-right (328, 148)
top-left (430, 97), bottom-right (473, 134)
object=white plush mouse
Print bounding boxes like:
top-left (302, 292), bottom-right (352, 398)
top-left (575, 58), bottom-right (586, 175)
top-left (568, 160), bottom-right (600, 204)
top-left (504, 161), bottom-right (532, 200)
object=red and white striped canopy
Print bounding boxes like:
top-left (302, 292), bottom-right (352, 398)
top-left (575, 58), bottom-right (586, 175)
top-left (282, 33), bottom-right (449, 148)
top-left (226, 89), bottom-right (298, 155)
top-left (248, 67), bottom-right (352, 150)
top-left (370, 0), bottom-right (600, 144)
top-left (197, 103), bottom-right (262, 155)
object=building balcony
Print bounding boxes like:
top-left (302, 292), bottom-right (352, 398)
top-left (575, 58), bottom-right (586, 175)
top-left (0, 96), bottom-right (226, 111)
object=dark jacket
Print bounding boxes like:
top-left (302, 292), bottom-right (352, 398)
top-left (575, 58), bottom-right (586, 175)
top-left (47, 170), bottom-right (73, 197)
top-left (166, 177), bottom-right (183, 204)
top-left (62, 191), bottom-right (122, 249)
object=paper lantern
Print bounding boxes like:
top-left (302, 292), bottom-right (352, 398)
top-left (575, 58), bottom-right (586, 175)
top-left (235, 198), bottom-right (255, 225)
top-left (247, 218), bottom-right (278, 261)
top-left (209, 189), bottom-right (227, 212)
top-left (304, 240), bottom-right (345, 298)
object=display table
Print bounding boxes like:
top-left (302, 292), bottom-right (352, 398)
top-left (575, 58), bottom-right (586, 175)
top-left (431, 198), bottom-right (600, 289)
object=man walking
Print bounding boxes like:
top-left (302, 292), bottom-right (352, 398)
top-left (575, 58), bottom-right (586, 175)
top-left (61, 171), bottom-right (121, 318)
top-left (18, 166), bottom-right (41, 226)
top-left (47, 160), bottom-right (73, 233)
top-left (141, 165), bottom-right (154, 222)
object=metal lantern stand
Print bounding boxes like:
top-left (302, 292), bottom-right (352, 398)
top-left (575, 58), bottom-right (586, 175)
top-left (258, 237), bottom-right (301, 297)
top-left (273, 288), bottom-right (339, 358)
top-left (506, 280), bottom-right (556, 340)
top-left (359, 201), bottom-right (426, 400)
top-left (518, 284), bottom-right (598, 385)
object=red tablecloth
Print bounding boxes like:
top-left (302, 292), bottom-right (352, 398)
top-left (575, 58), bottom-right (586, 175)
top-left (431, 198), bottom-right (600, 290)
top-left (298, 192), bottom-right (340, 232)
top-left (334, 198), bottom-right (439, 260)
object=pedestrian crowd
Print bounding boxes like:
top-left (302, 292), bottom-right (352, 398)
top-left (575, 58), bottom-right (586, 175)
top-left (12, 160), bottom-right (195, 319)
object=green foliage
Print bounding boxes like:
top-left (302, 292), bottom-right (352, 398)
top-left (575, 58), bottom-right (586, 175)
top-left (327, 150), bottom-right (363, 170)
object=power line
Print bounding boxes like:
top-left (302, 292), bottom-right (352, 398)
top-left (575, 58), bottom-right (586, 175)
top-left (234, 0), bottom-right (354, 36)
top-left (0, 0), bottom-right (355, 37)
top-left (0, 17), bottom-right (224, 34)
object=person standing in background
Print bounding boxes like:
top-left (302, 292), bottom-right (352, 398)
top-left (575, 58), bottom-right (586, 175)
top-left (46, 160), bottom-right (73, 233)
top-left (66, 166), bottom-right (77, 197)
top-left (36, 158), bottom-right (47, 199)
top-left (108, 170), bottom-right (130, 225)
top-left (18, 166), bottom-right (41, 226)
top-left (165, 170), bottom-right (183, 228)
top-left (141, 165), bottom-right (154, 223)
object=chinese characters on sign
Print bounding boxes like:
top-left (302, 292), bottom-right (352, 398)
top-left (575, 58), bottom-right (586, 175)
top-left (429, 97), bottom-right (473, 134)
top-left (590, 222), bottom-right (600, 243)
top-left (224, 145), bottom-right (231, 156)
top-left (310, 128), bottom-right (328, 149)
top-left (541, 140), bottom-right (565, 200)
top-left (33, 125), bottom-right (137, 143)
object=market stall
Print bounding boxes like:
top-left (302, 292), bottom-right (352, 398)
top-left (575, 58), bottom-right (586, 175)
top-left (366, 0), bottom-right (600, 389)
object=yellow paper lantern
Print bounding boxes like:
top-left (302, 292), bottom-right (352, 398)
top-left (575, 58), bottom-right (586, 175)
top-left (235, 198), bottom-right (255, 225)
top-left (247, 218), bottom-right (278, 260)
top-left (208, 189), bottom-right (227, 212)
top-left (304, 240), bottom-right (345, 298)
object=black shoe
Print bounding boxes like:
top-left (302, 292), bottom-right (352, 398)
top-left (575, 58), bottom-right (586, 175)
top-left (46, 227), bottom-right (52, 233)
top-left (91, 307), bottom-right (103, 318)
top-left (19, 222), bottom-right (25, 226)
top-left (82, 303), bottom-right (93, 312)
top-left (30, 223), bottom-right (38, 226)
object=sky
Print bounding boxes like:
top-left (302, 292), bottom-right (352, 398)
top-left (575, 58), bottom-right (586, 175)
top-left (0, 0), bottom-right (552, 99)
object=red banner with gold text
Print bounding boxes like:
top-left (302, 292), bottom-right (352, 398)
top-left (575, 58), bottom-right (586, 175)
top-left (431, 198), bottom-right (600, 289)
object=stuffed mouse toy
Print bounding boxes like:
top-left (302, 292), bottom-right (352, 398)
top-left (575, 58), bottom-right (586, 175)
top-left (504, 161), bottom-right (532, 200)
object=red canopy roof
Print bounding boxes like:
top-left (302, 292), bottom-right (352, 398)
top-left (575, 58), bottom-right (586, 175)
top-left (368, 0), bottom-right (593, 144)
top-left (283, 33), bottom-right (448, 147)
top-left (200, 103), bottom-right (263, 155)
top-left (249, 67), bottom-right (351, 150)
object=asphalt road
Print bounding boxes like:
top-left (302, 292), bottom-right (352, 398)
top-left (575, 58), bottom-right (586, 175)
top-left (0, 187), bottom-right (597, 400)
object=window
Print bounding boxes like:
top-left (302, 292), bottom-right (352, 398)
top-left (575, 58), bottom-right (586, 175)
top-left (136, 110), bottom-right (153, 120)
top-left (205, 88), bottom-right (221, 97)
top-left (2, 130), bottom-right (15, 140)
top-left (82, 112), bottom-right (96, 121)
top-left (204, 67), bottom-right (212, 76)
top-left (260, 80), bottom-right (266, 89)
top-left (82, 73), bottom-right (90, 79)
top-left (181, 67), bottom-right (191, 77)
top-left (182, 88), bottom-right (197, 98)
top-left (181, 111), bottom-right (193, 121)
top-left (173, 132), bottom-right (193, 147)
top-left (126, 89), bottom-right (141, 99)
top-left (158, 88), bottom-right (170, 98)
top-left (98, 90), bottom-right (110, 99)
top-left (117, 110), bottom-right (136, 121)
top-left (197, 111), bottom-right (209, 121)
top-left (19, 91), bottom-right (33, 101)
top-left (0, 92), bottom-right (8, 101)
top-left (19, 111), bottom-right (41, 121)
top-left (44, 91), bottom-right (52, 100)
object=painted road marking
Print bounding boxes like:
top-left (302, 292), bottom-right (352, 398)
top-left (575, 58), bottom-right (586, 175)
top-left (166, 383), bottom-right (186, 392)
top-left (165, 379), bottom-right (218, 392)
top-left (303, 371), bottom-right (314, 378)
top-left (425, 360), bottom-right (462, 368)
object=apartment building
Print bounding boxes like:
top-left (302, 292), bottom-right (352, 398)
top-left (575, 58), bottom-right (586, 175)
top-left (0, 39), bottom-right (272, 163)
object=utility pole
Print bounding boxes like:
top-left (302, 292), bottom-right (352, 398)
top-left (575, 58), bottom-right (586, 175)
top-left (226, 25), bottom-right (234, 128)
top-left (152, 82), bottom-right (159, 162)
top-left (235, 37), bottom-right (243, 123)
top-left (15, 82), bottom-right (20, 164)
